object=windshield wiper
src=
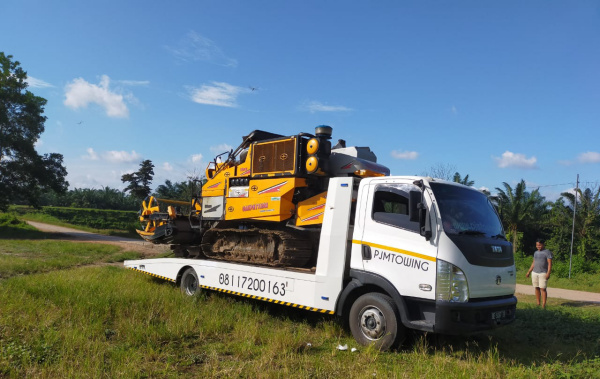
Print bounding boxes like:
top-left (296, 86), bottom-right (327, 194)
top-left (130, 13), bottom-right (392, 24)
top-left (458, 230), bottom-right (486, 235)
top-left (492, 234), bottom-right (507, 240)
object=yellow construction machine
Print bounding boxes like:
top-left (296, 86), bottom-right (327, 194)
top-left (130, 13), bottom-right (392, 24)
top-left (137, 126), bottom-right (389, 267)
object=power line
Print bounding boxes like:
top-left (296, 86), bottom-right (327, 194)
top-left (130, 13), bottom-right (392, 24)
top-left (526, 180), bottom-right (600, 190)
top-left (528, 182), bottom-right (573, 189)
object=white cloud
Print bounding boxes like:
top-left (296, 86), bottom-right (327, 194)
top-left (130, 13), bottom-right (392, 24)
top-left (189, 82), bottom-right (248, 107)
top-left (81, 147), bottom-right (139, 163)
top-left (304, 101), bottom-right (352, 113)
top-left (451, 105), bottom-right (458, 115)
top-left (478, 186), bottom-right (490, 193)
top-left (64, 75), bottom-right (129, 118)
top-left (493, 151), bottom-right (537, 169)
top-left (34, 139), bottom-right (44, 148)
top-left (210, 144), bottom-right (233, 154)
top-left (577, 151), bottom-right (600, 164)
top-left (162, 162), bottom-right (173, 171)
top-left (102, 150), bottom-right (141, 163)
top-left (391, 150), bottom-right (419, 160)
top-left (117, 80), bottom-right (150, 86)
top-left (83, 147), bottom-right (99, 160)
top-left (27, 76), bottom-right (54, 88)
top-left (167, 31), bottom-right (237, 67)
top-left (190, 154), bottom-right (203, 164)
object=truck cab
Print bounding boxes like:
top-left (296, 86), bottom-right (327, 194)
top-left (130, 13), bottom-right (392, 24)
top-left (341, 176), bottom-right (516, 347)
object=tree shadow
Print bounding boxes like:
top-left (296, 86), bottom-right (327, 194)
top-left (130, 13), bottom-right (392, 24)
top-left (0, 225), bottom-right (63, 240)
top-left (560, 301), bottom-right (600, 308)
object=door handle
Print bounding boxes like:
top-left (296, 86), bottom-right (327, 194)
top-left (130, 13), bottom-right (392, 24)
top-left (362, 244), bottom-right (372, 260)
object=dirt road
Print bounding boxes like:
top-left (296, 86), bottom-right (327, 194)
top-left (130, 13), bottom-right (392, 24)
top-left (515, 283), bottom-right (600, 303)
top-left (26, 221), bottom-right (169, 257)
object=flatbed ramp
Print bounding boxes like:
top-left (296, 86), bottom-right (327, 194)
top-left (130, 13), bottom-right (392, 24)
top-left (125, 177), bottom-right (355, 315)
top-left (125, 258), bottom-right (337, 314)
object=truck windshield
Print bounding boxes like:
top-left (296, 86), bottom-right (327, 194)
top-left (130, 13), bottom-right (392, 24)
top-left (429, 182), bottom-right (504, 237)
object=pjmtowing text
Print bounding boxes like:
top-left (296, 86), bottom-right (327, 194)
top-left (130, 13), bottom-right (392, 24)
top-left (373, 249), bottom-right (430, 271)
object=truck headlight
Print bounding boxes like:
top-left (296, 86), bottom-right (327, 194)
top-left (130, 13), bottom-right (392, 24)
top-left (436, 260), bottom-right (469, 302)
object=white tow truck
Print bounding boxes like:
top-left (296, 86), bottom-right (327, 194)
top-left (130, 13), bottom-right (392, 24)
top-left (124, 176), bottom-right (516, 350)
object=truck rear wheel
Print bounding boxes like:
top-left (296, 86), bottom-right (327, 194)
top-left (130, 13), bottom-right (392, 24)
top-left (349, 293), bottom-right (404, 351)
top-left (180, 268), bottom-right (200, 296)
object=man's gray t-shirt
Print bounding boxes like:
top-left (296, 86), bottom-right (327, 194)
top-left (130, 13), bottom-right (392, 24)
top-left (533, 249), bottom-right (553, 273)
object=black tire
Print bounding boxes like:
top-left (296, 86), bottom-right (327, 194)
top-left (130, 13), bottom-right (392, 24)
top-left (349, 293), bottom-right (405, 351)
top-left (180, 267), bottom-right (200, 296)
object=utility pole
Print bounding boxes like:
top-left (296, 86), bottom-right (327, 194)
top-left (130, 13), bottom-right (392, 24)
top-left (569, 174), bottom-right (579, 279)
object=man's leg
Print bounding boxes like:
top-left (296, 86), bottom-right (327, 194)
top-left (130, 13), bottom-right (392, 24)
top-left (541, 288), bottom-right (547, 309)
top-left (538, 273), bottom-right (549, 309)
top-left (534, 287), bottom-right (541, 306)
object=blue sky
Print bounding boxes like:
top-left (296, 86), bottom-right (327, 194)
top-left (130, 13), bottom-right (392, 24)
top-left (2, 1), bottom-right (599, 200)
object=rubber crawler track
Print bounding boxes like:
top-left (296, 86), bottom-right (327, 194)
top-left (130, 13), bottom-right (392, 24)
top-left (201, 227), bottom-right (314, 267)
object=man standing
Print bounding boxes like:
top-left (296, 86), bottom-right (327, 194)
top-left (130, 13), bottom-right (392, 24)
top-left (526, 239), bottom-right (553, 309)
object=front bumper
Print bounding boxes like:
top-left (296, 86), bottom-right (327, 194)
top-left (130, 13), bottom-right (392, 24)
top-left (434, 295), bottom-right (517, 334)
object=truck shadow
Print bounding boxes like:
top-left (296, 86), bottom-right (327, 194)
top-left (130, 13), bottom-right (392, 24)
top-left (413, 305), bottom-right (600, 365)
top-left (180, 286), bottom-right (600, 365)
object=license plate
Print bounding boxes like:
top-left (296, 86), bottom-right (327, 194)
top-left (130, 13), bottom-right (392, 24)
top-left (491, 310), bottom-right (506, 320)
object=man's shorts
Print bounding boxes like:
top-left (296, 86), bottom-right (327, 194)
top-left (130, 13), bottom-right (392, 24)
top-left (532, 272), bottom-right (548, 289)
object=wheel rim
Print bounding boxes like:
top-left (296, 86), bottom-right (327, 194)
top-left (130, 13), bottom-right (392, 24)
top-left (183, 274), bottom-right (198, 296)
top-left (359, 306), bottom-right (386, 340)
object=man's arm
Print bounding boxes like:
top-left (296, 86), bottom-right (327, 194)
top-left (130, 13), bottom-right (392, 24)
top-left (526, 261), bottom-right (535, 278)
top-left (546, 258), bottom-right (552, 279)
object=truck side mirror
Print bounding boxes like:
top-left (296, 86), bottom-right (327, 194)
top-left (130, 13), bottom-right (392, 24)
top-left (418, 203), bottom-right (432, 241)
top-left (409, 191), bottom-right (420, 222)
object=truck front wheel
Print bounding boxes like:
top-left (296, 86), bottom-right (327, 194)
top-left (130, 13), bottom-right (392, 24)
top-left (180, 267), bottom-right (200, 296)
top-left (349, 293), bottom-right (404, 351)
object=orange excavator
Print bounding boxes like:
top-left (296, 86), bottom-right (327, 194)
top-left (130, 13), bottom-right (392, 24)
top-left (137, 126), bottom-right (389, 267)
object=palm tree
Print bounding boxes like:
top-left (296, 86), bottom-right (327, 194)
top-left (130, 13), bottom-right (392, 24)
top-left (494, 180), bottom-right (544, 254)
top-left (453, 172), bottom-right (475, 186)
top-left (560, 187), bottom-right (600, 260)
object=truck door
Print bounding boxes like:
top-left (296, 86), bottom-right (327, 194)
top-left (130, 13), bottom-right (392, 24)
top-left (356, 179), bottom-right (437, 300)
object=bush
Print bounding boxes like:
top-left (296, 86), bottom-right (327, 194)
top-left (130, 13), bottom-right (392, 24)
top-left (553, 254), bottom-right (600, 278)
top-left (513, 250), bottom-right (531, 272)
top-left (0, 213), bottom-right (25, 227)
top-left (11, 206), bottom-right (139, 231)
top-left (41, 207), bottom-right (138, 230)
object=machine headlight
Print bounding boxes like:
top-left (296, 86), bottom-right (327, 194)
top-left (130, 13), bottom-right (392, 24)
top-left (436, 260), bottom-right (469, 302)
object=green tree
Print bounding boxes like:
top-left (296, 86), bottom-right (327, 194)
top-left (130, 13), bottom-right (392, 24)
top-left (453, 172), bottom-right (475, 186)
top-left (0, 52), bottom-right (68, 210)
top-left (121, 160), bottom-right (154, 200)
top-left (154, 179), bottom-right (183, 199)
top-left (545, 197), bottom-right (576, 262)
top-left (39, 186), bottom-right (139, 210)
top-left (154, 179), bottom-right (203, 202)
top-left (558, 187), bottom-right (600, 261)
top-left (494, 180), bottom-right (546, 254)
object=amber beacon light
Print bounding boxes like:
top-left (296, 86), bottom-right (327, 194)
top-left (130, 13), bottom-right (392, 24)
top-left (305, 125), bottom-right (332, 174)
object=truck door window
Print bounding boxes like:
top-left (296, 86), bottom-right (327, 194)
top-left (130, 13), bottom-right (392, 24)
top-left (371, 186), bottom-right (419, 232)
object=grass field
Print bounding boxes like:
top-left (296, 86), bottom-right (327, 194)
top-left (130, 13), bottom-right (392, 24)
top-left (2, 266), bottom-right (599, 377)
top-left (0, 214), bottom-right (142, 280)
top-left (1, 215), bottom-right (600, 377)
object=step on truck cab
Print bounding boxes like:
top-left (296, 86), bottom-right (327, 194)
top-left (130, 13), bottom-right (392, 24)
top-left (124, 176), bottom-right (516, 350)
